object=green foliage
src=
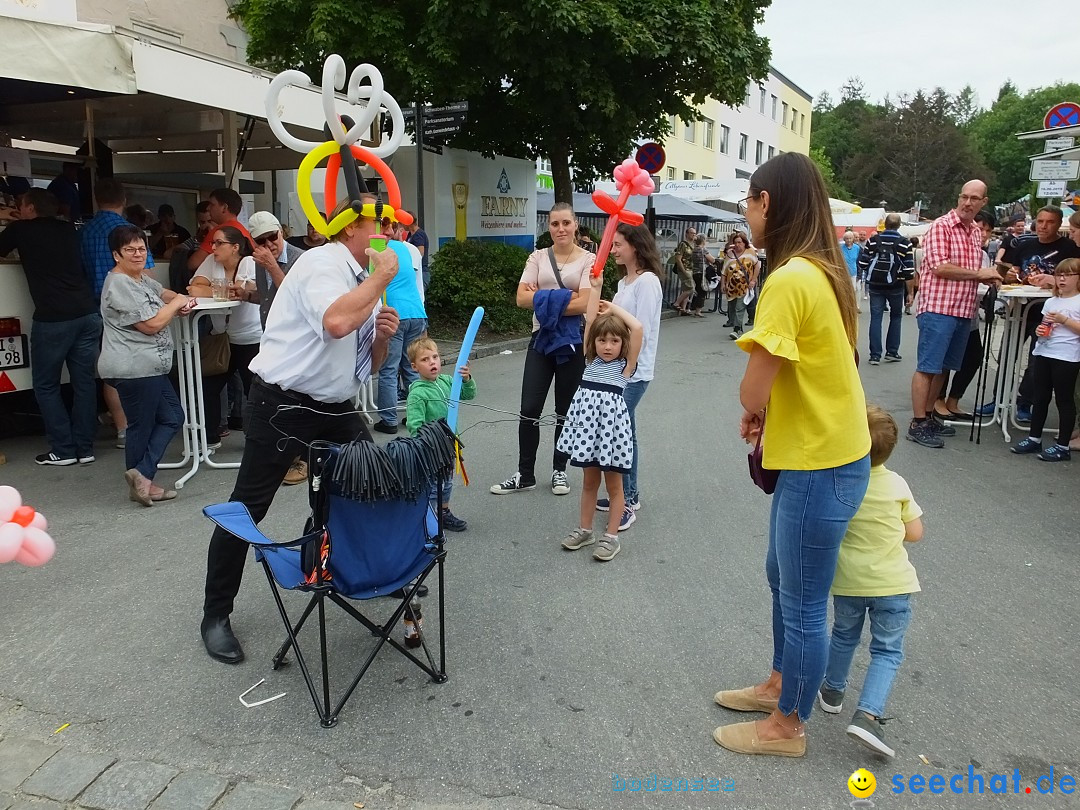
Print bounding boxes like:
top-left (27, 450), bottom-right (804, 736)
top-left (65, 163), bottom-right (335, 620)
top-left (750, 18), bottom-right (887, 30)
top-left (231, 0), bottom-right (772, 203)
top-left (968, 82), bottom-right (1080, 205)
top-left (809, 146), bottom-right (851, 201)
top-left (426, 240), bottom-right (532, 333)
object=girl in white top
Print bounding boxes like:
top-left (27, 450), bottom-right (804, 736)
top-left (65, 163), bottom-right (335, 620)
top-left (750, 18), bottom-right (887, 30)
top-left (188, 225), bottom-right (261, 444)
top-left (1010, 257), bottom-right (1080, 461)
top-left (600, 222), bottom-right (664, 526)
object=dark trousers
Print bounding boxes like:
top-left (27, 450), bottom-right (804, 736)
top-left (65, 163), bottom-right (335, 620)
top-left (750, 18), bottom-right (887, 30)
top-left (202, 378), bottom-right (371, 619)
top-left (946, 329), bottom-right (983, 401)
top-left (867, 287), bottom-right (905, 359)
top-left (517, 339), bottom-right (585, 482)
top-left (1029, 355), bottom-right (1080, 446)
top-left (110, 375), bottom-right (184, 480)
top-left (202, 341), bottom-right (260, 440)
top-left (30, 313), bottom-right (101, 458)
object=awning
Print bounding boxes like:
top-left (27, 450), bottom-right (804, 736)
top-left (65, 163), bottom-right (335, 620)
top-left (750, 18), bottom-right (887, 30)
top-left (537, 192), bottom-right (744, 223)
top-left (0, 17), bottom-right (136, 95)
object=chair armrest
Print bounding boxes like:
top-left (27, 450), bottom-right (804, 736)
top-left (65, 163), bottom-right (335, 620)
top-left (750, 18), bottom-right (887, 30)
top-left (203, 502), bottom-right (320, 548)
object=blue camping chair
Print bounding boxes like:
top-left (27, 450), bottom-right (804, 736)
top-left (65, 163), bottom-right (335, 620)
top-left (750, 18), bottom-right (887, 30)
top-left (203, 433), bottom-right (452, 727)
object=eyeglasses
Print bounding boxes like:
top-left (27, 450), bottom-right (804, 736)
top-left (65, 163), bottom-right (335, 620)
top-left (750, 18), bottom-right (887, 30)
top-left (958, 194), bottom-right (986, 203)
top-left (210, 240), bottom-right (236, 248)
top-left (253, 231), bottom-right (279, 246)
top-left (1053, 271), bottom-right (1079, 277)
top-left (736, 195), bottom-right (757, 215)
top-left (120, 246), bottom-right (147, 255)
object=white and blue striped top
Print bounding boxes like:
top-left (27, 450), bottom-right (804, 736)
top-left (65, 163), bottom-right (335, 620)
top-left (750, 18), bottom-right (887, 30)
top-left (581, 357), bottom-right (628, 390)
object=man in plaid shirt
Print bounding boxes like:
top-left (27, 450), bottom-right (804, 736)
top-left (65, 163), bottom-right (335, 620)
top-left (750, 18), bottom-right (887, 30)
top-left (908, 180), bottom-right (1002, 448)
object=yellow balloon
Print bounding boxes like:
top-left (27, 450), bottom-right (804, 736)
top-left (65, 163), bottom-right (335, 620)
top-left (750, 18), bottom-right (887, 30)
top-left (296, 141), bottom-right (345, 236)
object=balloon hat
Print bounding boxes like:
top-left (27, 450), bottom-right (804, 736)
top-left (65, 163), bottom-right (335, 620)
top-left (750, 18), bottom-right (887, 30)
top-left (0, 485), bottom-right (55, 567)
top-left (266, 55), bottom-right (413, 236)
top-left (589, 159), bottom-right (654, 277)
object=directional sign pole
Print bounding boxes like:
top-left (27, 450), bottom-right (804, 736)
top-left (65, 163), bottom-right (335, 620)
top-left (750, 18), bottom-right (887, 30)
top-left (415, 101), bottom-right (425, 232)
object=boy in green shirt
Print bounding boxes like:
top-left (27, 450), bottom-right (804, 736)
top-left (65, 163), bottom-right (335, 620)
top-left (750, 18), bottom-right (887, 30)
top-left (817, 405), bottom-right (924, 760)
top-left (405, 337), bottom-right (476, 531)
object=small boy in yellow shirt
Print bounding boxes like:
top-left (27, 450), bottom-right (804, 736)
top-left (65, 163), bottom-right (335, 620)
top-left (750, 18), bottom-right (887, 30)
top-left (817, 405), bottom-right (923, 759)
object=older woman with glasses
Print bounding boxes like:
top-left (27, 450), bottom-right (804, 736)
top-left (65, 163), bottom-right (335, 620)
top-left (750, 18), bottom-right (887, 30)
top-left (188, 225), bottom-right (260, 445)
top-left (99, 224), bottom-right (191, 505)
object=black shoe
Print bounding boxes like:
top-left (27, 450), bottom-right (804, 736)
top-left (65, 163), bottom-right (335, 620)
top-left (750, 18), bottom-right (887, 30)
top-left (35, 452), bottom-right (76, 466)
top-left (388, 583), bottom-right (429, 599)
top-left (227, 416), bottom-right (244, 431)
top-left (373, 421), bottom-right (398, 435)
top-left (884, 353), bottom-right (902, 363)
top-left (928, 414), bottom-right (956, 437)
top-left (442, 509), bottom-right (468, 532)
top-left (201, 616), bottom-right (245, 664)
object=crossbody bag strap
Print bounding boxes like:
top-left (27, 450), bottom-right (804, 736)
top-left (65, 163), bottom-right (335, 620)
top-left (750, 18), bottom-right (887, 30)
top-left (547, 247), bottom-right (568, 289)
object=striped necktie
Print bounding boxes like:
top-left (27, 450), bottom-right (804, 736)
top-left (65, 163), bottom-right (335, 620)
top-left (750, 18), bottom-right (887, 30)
top-left (353, 269), bottom-right (377, 381)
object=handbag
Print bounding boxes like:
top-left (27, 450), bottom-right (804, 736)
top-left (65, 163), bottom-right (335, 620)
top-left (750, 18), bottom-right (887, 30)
top-left (747, 412), bottom-right (779, 494)
top-left (200, 330), bottom-right (231, 376)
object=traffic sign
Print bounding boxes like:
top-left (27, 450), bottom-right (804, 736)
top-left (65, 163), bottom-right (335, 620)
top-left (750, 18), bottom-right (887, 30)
top-left (1044, 137), bottom-right (1076, 152)
top-left (1030, 159), bottom-right (1080, 181)
top-left (1044, 102), bottom-right (1080, 129)
top-left (403, 100), bottom-right (469, 120)
top-left (421, 143), bottom-right (443, 155)
top-left (635, 142), bottom-right (666, 174)
top-left (1037, 180), bottom-right (1067, 198)
top-left (423, 124), bottom-right (463, 137)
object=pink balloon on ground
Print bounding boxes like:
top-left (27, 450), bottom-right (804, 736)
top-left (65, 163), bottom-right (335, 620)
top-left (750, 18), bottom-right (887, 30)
top-left (0, 485), bottom-right (20, 523)
top-left (15, 526), bottom-right (55, 567)
top-left (0, 522), bottom-right (21, 564)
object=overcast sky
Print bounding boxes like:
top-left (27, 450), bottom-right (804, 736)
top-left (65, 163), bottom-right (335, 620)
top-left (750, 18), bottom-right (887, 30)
top-left (758, 0), bottom-right (1074, 108)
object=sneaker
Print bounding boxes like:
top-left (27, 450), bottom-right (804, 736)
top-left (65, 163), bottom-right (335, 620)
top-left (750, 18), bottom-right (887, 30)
top-left (868, 356), bottom-right (880, 366)
top-left (597, 497), bottom-right (641, 513)
top-left (976, 401), bottom-right (997, 417)
top-left (78, 454), bottom-right (96, 465)
top-left (35, 452), bottom-right (76, 466)
top-left (593, 534), bottom-right (621, 561)
top-left (1015, 406), bottom-right (1032, 426)
top-left (282, 459), bottom-right (308, 486)
top-left (1011, 437), bottom-right (1042, 455)
top-left (1038, 444), bottom-right (1071, 462)
top-left (846, 710), bottom-right (895, 758)
top-left (550, 470), bottom-right (570, 495)
top-left (728, 330), bottom-right (741, 340)
top-left (884, 353), bottom-right (902, 362)
top-left (441, 509), bottom-right (468, 531)
top-left (490, 472), bottom-right (536, 495)
top-left (115, 429), bottom-right (126, 449)
top-left (205, 440), bottom-right (222, 451)
top-left (561, 528), bottom-right (595, 550)
top-left (818, 684), bottom-right (844, 714)
top-left (928, 414), bottom-right (956, 437)
top-left (373, 420), bottom-right (398, 435)
top-left (617, 505), bottom-right (636, 531)
top-left (906, 420), bottom-right (944, 448)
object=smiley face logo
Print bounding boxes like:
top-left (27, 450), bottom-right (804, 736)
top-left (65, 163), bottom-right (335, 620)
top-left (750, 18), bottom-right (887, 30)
top-left (847, 768), bottom-right (876, 798)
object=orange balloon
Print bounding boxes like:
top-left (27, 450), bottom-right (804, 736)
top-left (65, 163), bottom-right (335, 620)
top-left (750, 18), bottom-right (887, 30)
top-left (323, 144), bottom-right (413, 227)
top-left (11, 505), bottom-right (34, 527)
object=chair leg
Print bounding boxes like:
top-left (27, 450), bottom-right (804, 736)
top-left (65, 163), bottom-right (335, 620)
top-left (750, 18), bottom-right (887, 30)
top-left (272, 592), bottom-right (319, 669)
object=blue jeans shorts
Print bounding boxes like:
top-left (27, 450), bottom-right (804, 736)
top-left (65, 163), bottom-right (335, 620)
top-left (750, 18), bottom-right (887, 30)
top-left (916, 312), bottom-right (969, 375)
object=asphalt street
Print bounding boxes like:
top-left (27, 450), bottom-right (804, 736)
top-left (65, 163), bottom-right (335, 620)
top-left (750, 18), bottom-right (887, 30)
top-left (1, 308), bottom-right (1077, 809)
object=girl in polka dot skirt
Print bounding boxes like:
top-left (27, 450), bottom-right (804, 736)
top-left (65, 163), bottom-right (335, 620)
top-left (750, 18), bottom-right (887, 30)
top-left (557, 278), bottom-right (643, 561)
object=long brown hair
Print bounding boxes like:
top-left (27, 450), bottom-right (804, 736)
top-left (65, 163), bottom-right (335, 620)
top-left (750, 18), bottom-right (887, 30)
top-left (749, 153), bottom-right (858, 346)
top-left (615, 223), bottom-right (664, 279)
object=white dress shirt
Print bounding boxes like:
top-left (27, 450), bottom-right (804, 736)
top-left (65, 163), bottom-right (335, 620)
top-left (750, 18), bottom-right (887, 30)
top-left (249, 241), bottom-right (378, 403)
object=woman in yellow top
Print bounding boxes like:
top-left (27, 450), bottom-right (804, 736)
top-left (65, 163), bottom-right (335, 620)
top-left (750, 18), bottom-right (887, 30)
top-left (713, 152), bottom-right (871, 758)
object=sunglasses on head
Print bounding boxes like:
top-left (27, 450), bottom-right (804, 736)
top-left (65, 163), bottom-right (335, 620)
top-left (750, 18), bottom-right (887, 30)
top-left (253, 231), bottom-right (280, 246)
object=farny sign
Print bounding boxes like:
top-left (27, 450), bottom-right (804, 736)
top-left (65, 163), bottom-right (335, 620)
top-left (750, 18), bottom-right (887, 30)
top-left (480, 168), bottom-right (529, 226)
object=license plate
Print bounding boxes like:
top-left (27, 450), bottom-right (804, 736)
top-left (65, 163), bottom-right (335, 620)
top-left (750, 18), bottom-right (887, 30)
top-left (0, 334), bottom-right (29, 370)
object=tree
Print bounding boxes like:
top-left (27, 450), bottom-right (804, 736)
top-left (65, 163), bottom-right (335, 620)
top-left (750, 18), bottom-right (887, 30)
top-left (840, 76), bottom-right (866, 103)
top-left (809, 146), bottom-right (851, 201)
top-left (949, 85), bottom-right (980, 129)
top-left (231, 0), bottom-right (772, 204)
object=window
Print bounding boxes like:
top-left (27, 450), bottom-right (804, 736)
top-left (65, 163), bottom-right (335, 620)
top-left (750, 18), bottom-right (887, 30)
top-left (703, 176), bottom-right (712, 180)
top-left (683, 170), bottom-right (695, 180)
top-left (771, 95), bottom-right (778, 120)
top-left (702, 118), bottom-right (715, 149)
top-left (791, 110), bottom-right (798, 132)
top-left (782, 101), bottom-right (789, 127)
top-left (755, 140), bottom-right (763, 165)
top-left (759, 86), bottom-right (766, 114)
top-left (668, 114), bottom-right (677, 133)
top-left (683, 118), bottom-right (695, 142)
top-left (539, 158), bottom-right (551, 172)
top-left (768, 145), bottom-right (775, 160)
top-left (738, 133), bottom-right (748, 162)
top-left (800, 113), bottom-right (806, 136)
top-left (744, 85), bottom-right (751, 106)
top-left (666, 166), bottom-right (676, 180)
top-left (720, 125), bottom-right (730, 154)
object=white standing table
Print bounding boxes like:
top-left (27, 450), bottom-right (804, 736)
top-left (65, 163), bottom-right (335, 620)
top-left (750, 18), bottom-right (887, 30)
top-left (160, 299), bottom-right (240, 488)
top-left (990, 286), bottom-right (1052, 442)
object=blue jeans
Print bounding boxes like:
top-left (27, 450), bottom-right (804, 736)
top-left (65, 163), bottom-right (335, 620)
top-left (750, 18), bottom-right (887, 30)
top-left (868, 288), bottom-right (905, 359)
top-left (429, 477), bottom-right (453, 511)
top-left (377, 317), bottom-right (427, 425)
top-left (621, 380), bottom-right (649, 503)
top-left (110, 376), bottom-right (184, 480)
top-left (766, 455), bottom-right (870, 721)
top-left (31, 313), bottom-right (101, 458)
top-left (824, 594), bottom-right (913, 717)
